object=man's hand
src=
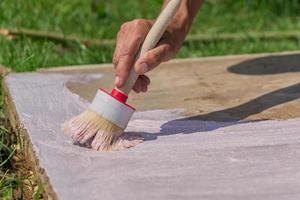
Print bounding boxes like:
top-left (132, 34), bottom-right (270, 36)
top-left (113, 19), bottom-right (178, 93)
top-left (113, 0), bottom-right (203, 93)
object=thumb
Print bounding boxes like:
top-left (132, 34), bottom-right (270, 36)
top-left (134, 43), bottom-right (173, 74)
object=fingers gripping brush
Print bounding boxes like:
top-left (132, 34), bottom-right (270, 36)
top-left (63, 0), bottom-right (181, 151)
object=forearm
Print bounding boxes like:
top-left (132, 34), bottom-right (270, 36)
top-left (160, 0), bottom-right (204, 51)
top-left (113, 0), bottom-right (204, 91)
top-left (163, 0), bottom-right (204, 33)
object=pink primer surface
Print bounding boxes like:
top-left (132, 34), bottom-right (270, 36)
top-left (5, 72), bottom-right (300, 200)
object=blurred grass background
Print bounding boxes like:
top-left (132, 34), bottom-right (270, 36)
top-left (0, 0), bottom-right (300, 71)
top-left (0, 0), bottom-right (300, 198)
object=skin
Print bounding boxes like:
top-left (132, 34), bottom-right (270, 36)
top-left (113, 0), bottom-right (204, 93)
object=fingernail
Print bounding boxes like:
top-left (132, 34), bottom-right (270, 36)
top-left (115, 76), bottom-right (120, 86)
top-left (139, 63), bottom-right (148, 74)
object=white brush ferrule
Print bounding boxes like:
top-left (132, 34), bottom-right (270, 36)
top-left (89, 89), bottom-right (135, 129)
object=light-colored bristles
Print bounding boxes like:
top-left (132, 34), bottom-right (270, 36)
top-left (63, 109), bottom-right (143, 151)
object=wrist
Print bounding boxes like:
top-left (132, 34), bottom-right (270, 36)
top-left (167, 12), bottom-right (191, 52)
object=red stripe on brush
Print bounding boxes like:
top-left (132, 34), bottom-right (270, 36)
top-left (111, 88), bottom-right (128, 103)
top-left (98, 88), bottom-right (135, 110)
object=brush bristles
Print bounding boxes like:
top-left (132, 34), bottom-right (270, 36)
top-left (63, 108), bottom-right (124, 151)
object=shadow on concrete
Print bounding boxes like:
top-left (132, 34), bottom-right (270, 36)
top-left (188, 82), bottom-right (300, 122)
top-left (140, 54), bottom-right (300, 140)
top-left (228, 53), bottom-right (300, 75)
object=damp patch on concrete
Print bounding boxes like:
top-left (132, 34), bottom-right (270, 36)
top-left (65, 52), bottom-right (300, 121)
top-left (4, 53), bottom-right (300, 199)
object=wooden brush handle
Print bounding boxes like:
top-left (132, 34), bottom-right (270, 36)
top-left (118, 0), bottom-right (181, 95)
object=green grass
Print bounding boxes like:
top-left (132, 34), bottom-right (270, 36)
top-left (0, 0), bottom-right (300, 71)
top-left (1, 0), bottom-right (300, 39)
top-left (0, 36), bottom-right (114, 72)
top-left (0, 77), bottom-right (18, 199)
top-left (0, 77), bottom-right (43, 199)
top-left (0, 0), bottom-right (300, 198)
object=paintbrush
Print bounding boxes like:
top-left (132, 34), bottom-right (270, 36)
top-left (63, 0), bottom-right (181, 151)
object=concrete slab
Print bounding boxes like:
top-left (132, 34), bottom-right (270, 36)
top-left (4, 51), bottom-right (300, 200)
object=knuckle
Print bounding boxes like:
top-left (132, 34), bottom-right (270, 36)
top-left (116, 57), bottom-right (132, 72)
top-left (161, 45), bottom-right (175, 60)
top-left (120, 22), bottom-right (129, 30)
top-left (112, 57), bottom-right (118, 66)
top-left (132, 19), bottom-right (145, 27)
top-left (115, 66), bottom-right (121, 74)
top-left (115, 67), bottom-right (126, 77)
top-left (154, 49), bottom-right (165, 62)
top-left (161, 45), bottom-right (169, 56)
top-left (134, 35), bottom-right (144, 44)
top-left (119, 48), bottom-right (131, 58)
top-left (147, 46), bottom-right (170, 66)
top-left (148, 53), bottom-right (157, 63)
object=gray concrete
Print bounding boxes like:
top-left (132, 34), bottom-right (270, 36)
top-left (4, 53), bottom-right (300, 200)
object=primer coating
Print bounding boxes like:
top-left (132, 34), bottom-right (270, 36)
top-left (4, 72), bottom-right (300, 200)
